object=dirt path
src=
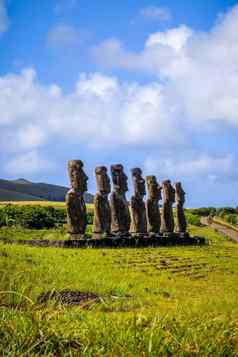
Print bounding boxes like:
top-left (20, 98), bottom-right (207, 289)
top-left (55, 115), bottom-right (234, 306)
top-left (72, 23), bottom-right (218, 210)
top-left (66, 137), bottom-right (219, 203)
top-left (201, 217), bottom-right (238, 243)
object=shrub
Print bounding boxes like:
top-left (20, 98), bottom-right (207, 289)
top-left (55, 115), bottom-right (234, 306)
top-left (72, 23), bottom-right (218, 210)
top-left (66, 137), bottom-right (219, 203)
top-left (227, 214), bottom-right (237, 225)
top-left (190, 207), bottom-right (216, 217)
top-left (19, 206), bottom-right (55, 229)
top-left (185, 211), bottom-right (201, 226)
top-left (0, 204), bottom-right (94, 230)
top-left (0, 209), bottom-right (7, 227)
top-left (217, 207), bottom-right (236, 218)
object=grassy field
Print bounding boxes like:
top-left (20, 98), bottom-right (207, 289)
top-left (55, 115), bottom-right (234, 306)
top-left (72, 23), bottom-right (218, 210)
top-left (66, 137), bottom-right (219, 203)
top-left (0, 200), bottom-right (66, 207)
top-left (0, 226), bottom-right (93, 240)
top-left (0, 200), bottom-right (94, 211)
top-left (1, 225), bottom-right (238, 356)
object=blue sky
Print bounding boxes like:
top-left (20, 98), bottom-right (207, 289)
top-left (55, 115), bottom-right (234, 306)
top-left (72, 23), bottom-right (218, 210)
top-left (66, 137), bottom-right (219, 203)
top-left (0, 0), bottom-right (238, 207)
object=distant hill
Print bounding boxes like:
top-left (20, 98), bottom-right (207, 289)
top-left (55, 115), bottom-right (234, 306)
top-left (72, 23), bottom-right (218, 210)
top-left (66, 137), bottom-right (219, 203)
top-left (0, 178), bottom-right (93, 203)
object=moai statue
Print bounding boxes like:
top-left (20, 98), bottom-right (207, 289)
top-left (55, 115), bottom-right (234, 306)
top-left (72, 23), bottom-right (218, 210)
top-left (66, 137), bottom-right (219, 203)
top-left (65, 160), bottom-right (88, 238)
top-left (161, 180), bottom-right (175, 233)
top-left (93, 166), bottom-right (111, 238)
top-left (130, 168), bottom-right (147, 235)
top-left (110, 164), bottom-right (131, 236)
top-left (174, 182), bottom-right (187, 233)
top-left (169, 181), bottom-right (176, 232)
top-left (145, 176), bottom-right (162, 235)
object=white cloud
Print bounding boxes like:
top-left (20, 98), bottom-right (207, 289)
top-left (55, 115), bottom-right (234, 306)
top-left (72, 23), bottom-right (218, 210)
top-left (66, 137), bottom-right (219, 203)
top-left (140, 5), bottom-right (171, 21)
top-left (16, 125), bottom-right (46, 150)
top-left (76, 73), bottom-right (119, 97)
top-left (1, 4), bottom-right (238, 182)
top-left (47, 24), bottom-right (80, 47)
top-left (145, 25), bottom-right (192, 51)
top-left (0, 0), bottom-right (8, 34)
top-left (91, 39), bottom-right (134, 69)
top-left (91, 26), bottom-right (193, 72)
top-left (144, 154), bottom-right (237, 183)
top-left (143, 153), bottom-right (238, 207)
top-left (92, 5), bottom-right (238, 129)
top-left (0, 68), bottom-right (184, 151)
top-left (4, 151), bottom-right (55, 175)
top-left (0, 67), bottom-right (233, 183)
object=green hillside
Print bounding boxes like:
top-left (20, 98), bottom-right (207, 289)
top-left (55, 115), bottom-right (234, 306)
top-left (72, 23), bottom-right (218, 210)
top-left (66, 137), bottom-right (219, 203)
top-left (0, 178), bottom-right (93, 203)
top-left (0, 188), bottom-right (42, 201)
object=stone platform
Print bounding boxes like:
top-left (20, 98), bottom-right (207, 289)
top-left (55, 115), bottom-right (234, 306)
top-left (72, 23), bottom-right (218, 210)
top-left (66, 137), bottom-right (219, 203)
top-left (0, 234), bottom-right (206, 249)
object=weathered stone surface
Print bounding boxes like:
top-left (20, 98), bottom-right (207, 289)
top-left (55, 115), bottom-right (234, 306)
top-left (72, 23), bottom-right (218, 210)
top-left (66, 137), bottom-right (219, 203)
top-left (110, 164), bottom-right (130, 235)
top-left (130, 168), bottom-right (147, 234)
top-left (0, 236), bottom-right (206, 248)
top-left (161, 180), bottom-right (175, 233)
top-left (145, 176), bottom-right (161, 234)
top-left (65, 160), bottom-right (88, 237)
top-left (93, 166), bottom-right (111, 237)
top-left (174, 182), bottom-right (187, 233)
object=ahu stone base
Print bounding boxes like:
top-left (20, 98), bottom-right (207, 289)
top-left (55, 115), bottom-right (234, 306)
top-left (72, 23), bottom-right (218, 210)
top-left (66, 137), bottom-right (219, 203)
top-left (0, 233), bottom-right (205, 248)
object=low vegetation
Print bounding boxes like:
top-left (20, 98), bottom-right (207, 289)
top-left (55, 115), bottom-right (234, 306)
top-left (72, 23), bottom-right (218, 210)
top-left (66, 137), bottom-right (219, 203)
top-left (1, 204), bottom-right (238, 355)
top-left (215, 207), bottom-right (238, 229)
top-left (0, 228), bottom-right (237, 355)
top-left (0, 204), bottom-right (94, 230)
top-left (0, 202), bottom-right (202, 230)
top-left (0, 200), bottom-right (66, 207)
top-left (184, 210), bottom-right (201, 226)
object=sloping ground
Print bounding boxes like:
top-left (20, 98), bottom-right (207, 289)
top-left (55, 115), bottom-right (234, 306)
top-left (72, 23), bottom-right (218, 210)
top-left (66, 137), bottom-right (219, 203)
top-left (0, 188), bottom-right (42, 201)
top-left (201, 217), bottom-right (238, 243)
top-left (213, 216), bottom-right (238, 233)
top-left (0, 178), bottom-right (93, 203)
top-left (1, 226), bottom-right (238, 355)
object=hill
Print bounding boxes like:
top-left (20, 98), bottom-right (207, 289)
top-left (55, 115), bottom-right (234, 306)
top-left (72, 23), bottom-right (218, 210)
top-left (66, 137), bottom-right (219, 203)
top-left (0, 178), bottom-right (93, 203)
top-left (0, 188), bottom-right (41, 201)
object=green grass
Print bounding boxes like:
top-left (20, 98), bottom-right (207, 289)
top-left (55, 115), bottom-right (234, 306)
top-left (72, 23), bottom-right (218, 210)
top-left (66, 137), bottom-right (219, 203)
top-left (0, 200), bottom-right (66, 207)
top-left (1, 226), bottom-right (238, 355)
top-left (0, 201), bottom-right (94, 213)
top-left (213, 216), bottom-right (238, 232)
top-left (0, 225), bottom-right (93, 241)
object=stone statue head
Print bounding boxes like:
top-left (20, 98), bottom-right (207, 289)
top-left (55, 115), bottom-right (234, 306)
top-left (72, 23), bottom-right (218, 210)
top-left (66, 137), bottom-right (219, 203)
top-left (174, 182), bottom-right (185, 205)
top-left (111, 164), bottom-right (128, 193)
top-left (131, 168), bottom-right (146, 198)
top-left (162, 180), bottom-right (170, 202)
top-left (163, 180), bottom-right (175, 204)
top-left (146, 175), bottom-right (162, 201)
top-left (168, 180), bottom-right (176, 204)
top-left (68, 160), bottom-right (88, 194)
top-left (95, 166), bottom-right (111, 195)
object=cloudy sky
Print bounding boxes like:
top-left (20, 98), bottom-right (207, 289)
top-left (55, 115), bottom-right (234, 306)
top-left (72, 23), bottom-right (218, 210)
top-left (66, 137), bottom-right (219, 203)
top-left (0, 0), bottom-right (238, 206)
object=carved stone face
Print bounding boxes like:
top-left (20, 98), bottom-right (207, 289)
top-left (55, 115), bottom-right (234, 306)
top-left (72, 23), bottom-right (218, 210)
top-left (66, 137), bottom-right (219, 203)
top-left (168, 180), bottom-right (175, 204)
top-left (68, 160), bottom-right (88, 193)
top-left (164, 180), bottom-right (176, 203)
top-left (174, 182), bottom-right (185, 205)
top-left (111, 164), bottom-right (128, 193)
top-left (146, 176), bottom-right (161, 200)
top-left (131, 168), bottom-right (146, 198)
top-left (162, 180), bottom-right (170, 202)
top-left (95, 166), bottom-right (111, 195)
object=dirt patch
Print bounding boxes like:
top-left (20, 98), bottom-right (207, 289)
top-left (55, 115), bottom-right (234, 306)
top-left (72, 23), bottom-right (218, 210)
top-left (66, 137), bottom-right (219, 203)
top-left (37, 290), bottom-right (99, 307)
